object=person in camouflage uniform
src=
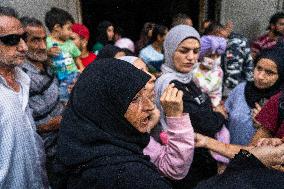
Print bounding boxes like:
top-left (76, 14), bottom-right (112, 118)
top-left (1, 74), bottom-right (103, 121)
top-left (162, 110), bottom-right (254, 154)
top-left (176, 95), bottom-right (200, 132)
top-left (222, 32), bottom-right (254, 97)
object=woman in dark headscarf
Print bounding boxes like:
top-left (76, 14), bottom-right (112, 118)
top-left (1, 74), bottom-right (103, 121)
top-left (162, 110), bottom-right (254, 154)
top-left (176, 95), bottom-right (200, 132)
top-left (53, 58), bottom-right (195, 188)
top-left (92, 21), bottom-right (115, 55)
top-left (225, 47), bottom-right (284, 145)
top-left (190, 47), bottom-right (284, 182)
top-left (252, 48), bottom-right (284, 142)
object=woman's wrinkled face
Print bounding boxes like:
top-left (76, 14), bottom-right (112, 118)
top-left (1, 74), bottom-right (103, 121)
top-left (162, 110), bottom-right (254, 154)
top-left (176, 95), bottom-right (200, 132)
top-left (173, 38), bottom-right (200, 73)
top-left (254, 58), bottom-right (279, 89)
top-left (124, 77), bottom-right (158, 133)
top-left (132, 58), bottom-right (156, 101)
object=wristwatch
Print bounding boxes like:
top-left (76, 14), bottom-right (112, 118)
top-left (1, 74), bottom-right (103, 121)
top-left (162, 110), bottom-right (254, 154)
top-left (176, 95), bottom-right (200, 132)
top-left (239, 149), bottom-right (253, 157)
top-left (230, 149), bottom-right (266, 170)
top-left (234, 149), bottom-right (256, 161)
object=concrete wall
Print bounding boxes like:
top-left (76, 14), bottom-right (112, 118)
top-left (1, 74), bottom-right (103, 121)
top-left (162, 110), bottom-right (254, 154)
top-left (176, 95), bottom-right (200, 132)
top-left (220, 0), bottom-right (283, 40)
top-left (0, 0), bottom-right (82, 30)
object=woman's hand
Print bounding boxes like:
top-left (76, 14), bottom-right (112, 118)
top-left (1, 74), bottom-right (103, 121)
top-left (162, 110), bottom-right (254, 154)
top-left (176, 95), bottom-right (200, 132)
top-left (271, 165), bottom-right (284, 172)
top-left (194, 133), bottom-right (208, 148)
top-left (147, 106), bottom-right (161, 132)
top-left (37, 115), bottom-right (62, 133)
top-left (160, 83), bottom-right (184, 117)
top-left (256, 137), bottom-right (283, 147)
top-left (249, 144), bottom-right (284, 167)
top-left (252, 102), bottom-right (262, 124)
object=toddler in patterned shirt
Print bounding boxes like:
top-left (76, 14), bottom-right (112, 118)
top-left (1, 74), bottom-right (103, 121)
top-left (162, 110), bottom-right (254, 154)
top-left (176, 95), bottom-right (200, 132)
top-left (192, 35), bottom-right (227, 107)
top-left (192, 35), bottom-right (230, 167)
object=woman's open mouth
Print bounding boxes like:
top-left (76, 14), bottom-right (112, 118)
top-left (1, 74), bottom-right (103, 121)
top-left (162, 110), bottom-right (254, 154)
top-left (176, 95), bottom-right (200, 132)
top-left (142, 115), bottom-right (151, 125)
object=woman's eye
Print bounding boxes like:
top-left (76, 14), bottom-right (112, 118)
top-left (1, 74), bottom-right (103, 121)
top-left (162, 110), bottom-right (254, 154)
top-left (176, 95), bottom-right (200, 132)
top-left (192, 48), bottom-right (200, 54)
top-left (178, 49), bottom-right (187, 54)
top-left (265, 71), bottom-right (274, 76)
top-left (131, 96), bottom-right (140, 103)
top-left (256, 66), bottom-right (262, 71)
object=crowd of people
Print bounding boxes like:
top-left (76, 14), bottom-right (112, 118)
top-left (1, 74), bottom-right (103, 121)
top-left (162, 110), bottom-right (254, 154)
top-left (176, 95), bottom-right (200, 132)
top-left (0, 5), bottom-right (283, 189)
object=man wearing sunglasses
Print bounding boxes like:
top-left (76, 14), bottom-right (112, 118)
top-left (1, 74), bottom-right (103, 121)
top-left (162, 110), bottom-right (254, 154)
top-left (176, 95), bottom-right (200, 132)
top-left (0, 6), bottom-right (48, 188)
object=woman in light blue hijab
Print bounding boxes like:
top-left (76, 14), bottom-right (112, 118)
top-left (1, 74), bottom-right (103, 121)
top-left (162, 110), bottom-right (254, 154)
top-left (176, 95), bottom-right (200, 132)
top-left (153, 25), bottom-right (226, 189)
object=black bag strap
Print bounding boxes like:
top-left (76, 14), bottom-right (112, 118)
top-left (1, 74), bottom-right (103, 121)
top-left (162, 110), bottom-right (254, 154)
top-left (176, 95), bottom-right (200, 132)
top-left (278, 91), bottom-right (284, 126)
top-left (29, 76), bottom-right (55, 97)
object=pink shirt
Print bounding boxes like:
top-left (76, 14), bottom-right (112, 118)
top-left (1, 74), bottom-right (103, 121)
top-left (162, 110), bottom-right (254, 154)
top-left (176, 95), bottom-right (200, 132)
top-left (143, 114), bottom-right (194, 180)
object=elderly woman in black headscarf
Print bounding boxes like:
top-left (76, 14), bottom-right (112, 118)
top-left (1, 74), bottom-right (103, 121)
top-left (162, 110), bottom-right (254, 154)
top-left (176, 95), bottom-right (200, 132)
top-left (53, 58), bottom-right (195, 188)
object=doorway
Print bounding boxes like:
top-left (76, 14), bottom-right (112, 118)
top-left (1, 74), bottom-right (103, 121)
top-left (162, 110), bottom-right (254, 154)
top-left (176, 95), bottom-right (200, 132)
top-left (81, 0), bottom-right (220, 48)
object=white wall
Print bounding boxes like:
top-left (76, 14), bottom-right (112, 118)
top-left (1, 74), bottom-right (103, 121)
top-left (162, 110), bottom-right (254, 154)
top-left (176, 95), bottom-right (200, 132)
top-left (220, 0), bottom-right (282, 40)
top-left (0, 0), bottom-right (82, 30)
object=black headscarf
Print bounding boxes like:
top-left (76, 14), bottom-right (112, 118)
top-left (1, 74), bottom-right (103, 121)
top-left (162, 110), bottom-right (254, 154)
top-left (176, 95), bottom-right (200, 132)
top-left (245, 48), bottom-right (284, 108)
top-left (96, 20), bottom-right (114, 45)
top-left (56, 58), bottom-right (152, 166)
top-left (96, 44), bottom-right (122, 60)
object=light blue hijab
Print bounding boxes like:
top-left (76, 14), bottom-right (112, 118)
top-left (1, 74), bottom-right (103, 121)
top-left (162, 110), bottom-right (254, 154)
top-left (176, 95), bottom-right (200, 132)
top-left (152, 25), bottom-right (201, 139)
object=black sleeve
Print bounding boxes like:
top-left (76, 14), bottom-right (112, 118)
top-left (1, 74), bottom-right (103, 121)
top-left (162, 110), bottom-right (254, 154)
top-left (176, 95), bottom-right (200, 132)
top-left (172, 80), bottom-right (225, 137)
top-left (190, 111), bottom-right (225, 137)
top-left (224, 149), bottom-right (265, 173)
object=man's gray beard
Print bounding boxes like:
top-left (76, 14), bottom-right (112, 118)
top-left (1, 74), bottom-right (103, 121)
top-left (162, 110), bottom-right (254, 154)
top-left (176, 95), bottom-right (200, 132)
top-left (0, 59), bottom-right (19, 69)
top-left (26, 51), bottom-right (48, 62)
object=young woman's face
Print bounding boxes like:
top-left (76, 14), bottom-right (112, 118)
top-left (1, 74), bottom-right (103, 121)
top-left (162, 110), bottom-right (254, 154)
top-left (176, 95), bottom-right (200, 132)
top-left (157, 30), bottom-right (168, 45)
top-left (173, 38), bottom-right (200, 73)
top-left (106, 25), bottom-right (114, 41)
top-left (253, 58), bottom-right (279, 89)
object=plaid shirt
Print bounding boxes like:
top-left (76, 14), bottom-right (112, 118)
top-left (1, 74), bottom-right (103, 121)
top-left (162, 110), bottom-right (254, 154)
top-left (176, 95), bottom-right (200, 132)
top-left (22, 61), bottom-right (64, 158)
top-left (0, 67), bottom-right (48, 188)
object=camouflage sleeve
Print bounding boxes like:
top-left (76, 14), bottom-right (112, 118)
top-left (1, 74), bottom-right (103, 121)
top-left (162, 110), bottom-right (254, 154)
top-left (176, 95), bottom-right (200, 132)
top-left (242, 42), bottom-right (254, 82)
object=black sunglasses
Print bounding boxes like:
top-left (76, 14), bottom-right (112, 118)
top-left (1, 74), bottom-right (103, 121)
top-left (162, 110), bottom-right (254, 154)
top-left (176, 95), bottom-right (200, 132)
top-left (0, 32), bottom-right (28, 46)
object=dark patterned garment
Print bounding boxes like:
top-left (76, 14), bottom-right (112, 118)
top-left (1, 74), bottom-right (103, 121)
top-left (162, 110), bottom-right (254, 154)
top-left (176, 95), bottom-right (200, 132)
top-left (221, 33), bottom-right (254, 96)
top-left (21, 61), bottom-right (65, 157)
top-left (251, 33), bottom-right (278, 58)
